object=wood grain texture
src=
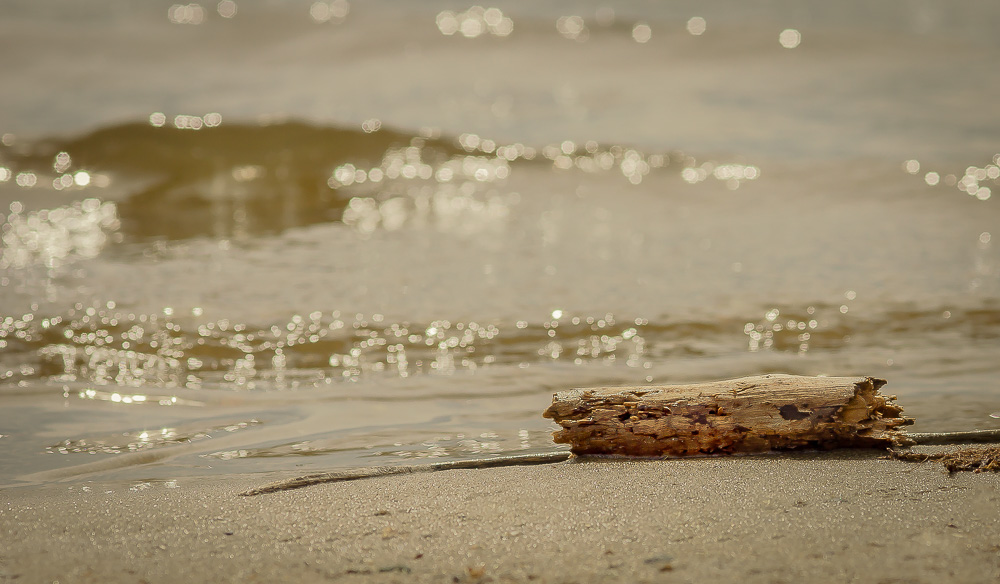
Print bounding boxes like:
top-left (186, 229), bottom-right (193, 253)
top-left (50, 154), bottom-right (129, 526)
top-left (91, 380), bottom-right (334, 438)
top-left (543, 374), bottom-right (913, 456)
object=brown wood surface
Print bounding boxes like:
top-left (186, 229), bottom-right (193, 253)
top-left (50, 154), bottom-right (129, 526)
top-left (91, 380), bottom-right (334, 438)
top-left (543, 374), bottom-right (912, 456)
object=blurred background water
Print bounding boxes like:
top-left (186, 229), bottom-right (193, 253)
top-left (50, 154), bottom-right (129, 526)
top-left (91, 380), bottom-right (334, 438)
top-left (0, 0), bottom-right (998, 487)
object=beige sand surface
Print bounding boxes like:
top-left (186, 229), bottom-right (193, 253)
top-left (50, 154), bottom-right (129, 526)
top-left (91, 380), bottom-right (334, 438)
top-left (2, 451), bottom-right (999, 584)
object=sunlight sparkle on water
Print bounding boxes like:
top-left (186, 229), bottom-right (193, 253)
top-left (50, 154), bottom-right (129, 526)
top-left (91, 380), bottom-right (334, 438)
top-left (911, 154), bottom-right (998, 201)
top-left (326, 135), bottom-right (518, 234)
top-left (217, 0), bottom-right (237, 19)
top-left (632, 23), bottom-right (652, 43)
top-left (309, 0), bottom-right (350, 24)
top-left (437, 7), bottom-right (512, 38)
top-left (746, 307), bottom-right (822, 353)
top-left (53, 152), bottom-right (71, 173)
top-left (2, 302), bottom-right (651, 390)
top-left (48, 420), bottom-right (258, 456)
top-left (15, 172), bottom-right (37, 187)
top-left (1, 199), bottom-right (120, 270)
top-left (557, 16), bottom-right (587, 42)
top-left (686, 17), bottom-right (706, 36)
top-left (168, 4), bottom-right (205, 25)
top-left (681, 161), bottom-right (760, 189)
top-left (148, 111), bottom-right (221, 129)
top-left (779, 29), bottom-right (801, 48)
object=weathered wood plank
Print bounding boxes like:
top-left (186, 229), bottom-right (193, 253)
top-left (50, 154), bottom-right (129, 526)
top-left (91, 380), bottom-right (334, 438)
top-left (542, 374), bottom-right (913, 456)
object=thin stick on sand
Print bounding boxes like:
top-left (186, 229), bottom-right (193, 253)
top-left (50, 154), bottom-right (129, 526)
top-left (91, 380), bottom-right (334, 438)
top-left (239, 452), bottom-right (571, 496)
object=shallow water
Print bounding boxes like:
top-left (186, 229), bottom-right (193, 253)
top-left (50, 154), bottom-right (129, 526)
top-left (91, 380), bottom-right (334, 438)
top-left (1, 0), bottom-right (998, 487)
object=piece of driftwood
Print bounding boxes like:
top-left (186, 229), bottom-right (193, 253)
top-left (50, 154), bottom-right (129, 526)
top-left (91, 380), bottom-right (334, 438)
top-left (543, 374), bottom-right (913, 456)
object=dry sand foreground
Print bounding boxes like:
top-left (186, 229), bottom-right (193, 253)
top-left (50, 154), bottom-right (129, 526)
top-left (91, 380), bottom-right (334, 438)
top-left (2, 451), bottom-right (999, 584)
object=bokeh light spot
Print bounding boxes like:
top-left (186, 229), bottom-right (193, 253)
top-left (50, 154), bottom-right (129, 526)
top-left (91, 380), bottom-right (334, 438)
top-left (438, 7), bottom-right (511, 37)
top-left (686, 17), bottom-right (706, 36)
top-left (557, 16), bottom-right (588, 41)
top-left (168, 4), bottom-right (205, 25)
top-left (779, 29), bottom-right (801, 48)
top-left (632, 23), bottom-right (652, 43)
top-left (217, 0), bottom-right (236, 18)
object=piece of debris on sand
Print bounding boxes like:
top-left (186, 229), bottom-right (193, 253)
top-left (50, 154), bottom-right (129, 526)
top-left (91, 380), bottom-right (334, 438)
top-left (886, 446), bottom-right (1000, 473)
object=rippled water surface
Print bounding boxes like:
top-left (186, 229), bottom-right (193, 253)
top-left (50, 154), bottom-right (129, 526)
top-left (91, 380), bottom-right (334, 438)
top-left (1, 0), bottom-right (999, 487)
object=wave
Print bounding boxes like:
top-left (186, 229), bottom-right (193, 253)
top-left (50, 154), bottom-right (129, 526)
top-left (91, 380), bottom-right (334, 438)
top-left (0, 120), bottom-right (722, 242)
top-left (2, 299), bottom-right (998, 392)
top-left (4, 122), bottom-right (459, 239)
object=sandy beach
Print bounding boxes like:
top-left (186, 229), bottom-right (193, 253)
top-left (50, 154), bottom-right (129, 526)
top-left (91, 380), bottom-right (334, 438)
top-left (3, 450), bottom-right (999, 583)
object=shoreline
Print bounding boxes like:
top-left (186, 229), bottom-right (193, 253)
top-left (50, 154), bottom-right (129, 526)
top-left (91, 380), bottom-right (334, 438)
top-left (3, 449), bottom-right (999, 583)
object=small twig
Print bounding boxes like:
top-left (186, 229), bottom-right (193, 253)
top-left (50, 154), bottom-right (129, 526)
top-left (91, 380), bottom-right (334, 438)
top-left (905, 429), bottom-right (1000, 445)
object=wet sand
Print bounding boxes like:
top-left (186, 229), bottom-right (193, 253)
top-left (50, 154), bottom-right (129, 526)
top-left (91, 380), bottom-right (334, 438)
top-left (3, 451), bottom-right (999, 583)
